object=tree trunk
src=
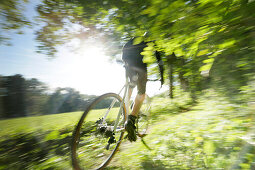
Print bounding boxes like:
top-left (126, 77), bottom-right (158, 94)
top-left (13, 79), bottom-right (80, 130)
top-left (166, 53), bottom-right (177, 99)
top-left (178, 56), bottom-right (189, 91)
top-left (169, 64), bottom-right (173, 99)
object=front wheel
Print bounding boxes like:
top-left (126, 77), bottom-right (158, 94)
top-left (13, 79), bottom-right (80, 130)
top-left (71, 93), bottom-right (127, 170)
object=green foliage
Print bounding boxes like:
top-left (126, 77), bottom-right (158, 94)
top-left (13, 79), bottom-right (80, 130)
top-left (34, 0), bottom-right (255, 100)
top-left (111, 90), bottom-right (254, 169)
top-left (25, 78), bottom-right (49, 116)
top-left (43, 87), bottom-right (88, 114)
top-left (1, 74), bottom-right (27, 118)
top-left (151, 87), bottom-right (193, 120)
top-left (0, 130), bottom-right (72, 169)
top-left (239, 76), bottom-right (255, 103)
top-left (1, 0), bottom-right (253, 100)
top-left (1, 75), bottom-right (96, 118)
top-left (0, 0), bottom-right (31, 45)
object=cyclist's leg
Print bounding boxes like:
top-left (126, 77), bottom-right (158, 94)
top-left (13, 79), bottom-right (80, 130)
top-left (125, 67), bottom-right (145, 118)
top-left (128, 87), bottom-right (133, 101)
top-left (130, 67), bottom-right (147, 117)
top-left (124, 61), bottom-right (136, 101)
top-left (125, 67), bottom-right (147, 142)
top-left (130, 94), bottom-right (145, 117)
top-left (123, 63), bottom-right (139, 141)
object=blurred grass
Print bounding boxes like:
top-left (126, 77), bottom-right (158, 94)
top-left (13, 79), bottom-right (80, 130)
top-left (0, 90), bottom-right (254, 169)
top-left (107, 90), bottom-right (255, 169)
top-left (0, 111), bottom-right (83, 137)
top-left (0, 108), bottom-right (120, 137)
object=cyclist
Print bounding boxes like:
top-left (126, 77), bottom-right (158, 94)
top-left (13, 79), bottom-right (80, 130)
top-left (122, 37), bottom-right (164, 142)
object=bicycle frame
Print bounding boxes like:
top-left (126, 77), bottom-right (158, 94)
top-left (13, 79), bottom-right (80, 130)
top-left (101, 70), bottom-right (131, 134)
top-left (71, 66), bottom-right (152, 170)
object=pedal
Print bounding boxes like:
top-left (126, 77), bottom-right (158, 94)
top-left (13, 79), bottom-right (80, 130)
top-left (98, 126), bottom-right (106, 134)
top-left (105, 143), bottom-right (110, 150)
top-left (105, 135), bottom-right (116, 150)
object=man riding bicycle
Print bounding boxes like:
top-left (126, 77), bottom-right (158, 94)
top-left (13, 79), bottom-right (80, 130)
top-left (122, 36), bottom-right (164, 142)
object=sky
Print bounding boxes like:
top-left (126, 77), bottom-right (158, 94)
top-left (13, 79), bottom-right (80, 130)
top-left (0, 1), bottom-right (166, 96)
top-left (0, 30), bottom-right (127, 95)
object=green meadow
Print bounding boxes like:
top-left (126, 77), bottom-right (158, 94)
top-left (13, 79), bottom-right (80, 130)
top-left (0, 91), bottom-right (254, 169)
top-left (0, 111), bottom-right (83, 136)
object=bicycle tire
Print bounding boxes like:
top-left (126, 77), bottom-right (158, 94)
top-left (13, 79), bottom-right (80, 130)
top-left (71, 93), bottom-right (127, 170)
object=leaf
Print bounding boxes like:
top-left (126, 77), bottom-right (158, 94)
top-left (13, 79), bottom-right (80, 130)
top-left (133, 37), bottom-right (143, 45)
top-left (141, 6), bottom-right (158, 16)
top-left (197, 49), bottom-right (209, 56)
top-left (74, 6), bottom-right (83, 15)
top-left (199, 63), bottom-right (213, 72)
top-left (195, 136), bottom-right (204, 143)
top-left (218, 39), bottom-right (236, 49)
top-left (203, 58), bottom-right (214, 64)
top-left (218, 27), bottom-right (226, 32)
top-left (203, 141), bottom-right (215, 155)
top-left (142, 51), bottom-right (155, 63)
top-left (116, 25), bottom-right (124, 31)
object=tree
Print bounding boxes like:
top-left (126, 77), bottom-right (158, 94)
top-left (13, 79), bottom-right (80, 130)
top-left (0, 0), bottom-right (31, 45)
top-left (165, 54), bottom-right (173, 98)
top-left (43, 87), bottom-right (94, 114)
top-left (2, 74), bottom-right (26, 118)
top-left (25, 78), bottom-right (49, 115)
top-left (34, 0), bottom-right (255, 100)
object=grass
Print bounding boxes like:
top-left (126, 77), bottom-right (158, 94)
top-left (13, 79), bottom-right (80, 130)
top-left (0, 107), bottom-right (121, 137)
top-left (0, 111), bottom-right (83, 137)
top-left (0, 106), bottom-right (124, 169)
top-left (0, 90), bottom-right (254, 169)
top-left (107, 92), bottom-right (255, 169)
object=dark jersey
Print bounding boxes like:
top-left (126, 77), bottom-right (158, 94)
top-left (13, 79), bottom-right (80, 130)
top-left (122, 38), bottom-right (147, 69)
top-left (122, 38), bottom-right (164, 86)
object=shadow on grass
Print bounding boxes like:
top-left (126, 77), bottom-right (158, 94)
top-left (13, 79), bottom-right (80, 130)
top-left (105, 156), bottom-right (167, 170)
top-left (150, 101), bottom-right (197, 122)
top-left (105, 166), bottom-right (125, 170)
top-left (141, 157), bottom-right (166, 170)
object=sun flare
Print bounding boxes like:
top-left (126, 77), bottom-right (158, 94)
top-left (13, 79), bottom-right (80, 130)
top-left (54, 44), bottom-right (125, 95)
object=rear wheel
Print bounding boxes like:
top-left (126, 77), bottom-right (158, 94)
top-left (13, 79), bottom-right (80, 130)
top-left (71, 93), bottom-right (126, 170)
top-left (136, 95), bottom-right (151, 137)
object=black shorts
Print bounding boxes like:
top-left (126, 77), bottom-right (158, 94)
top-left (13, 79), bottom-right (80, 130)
top-left (124, 59), bottom-right (147, 95)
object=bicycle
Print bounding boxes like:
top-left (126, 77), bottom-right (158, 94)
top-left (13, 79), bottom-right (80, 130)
top-left (71, 65), bottom-right (152, 170)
